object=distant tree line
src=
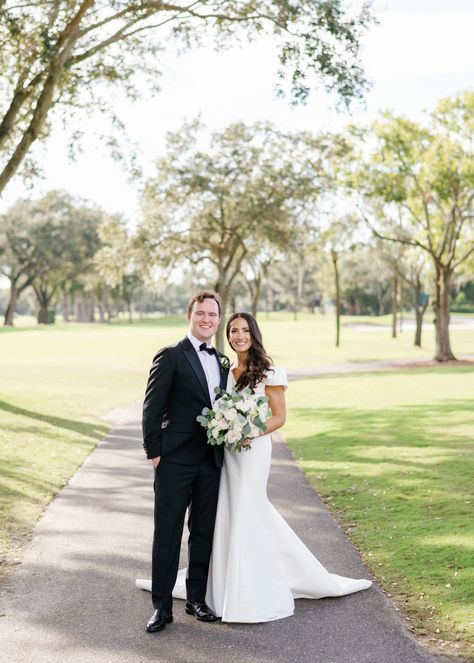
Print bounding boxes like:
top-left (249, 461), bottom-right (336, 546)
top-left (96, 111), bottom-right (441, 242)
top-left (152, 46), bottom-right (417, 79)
top-left (1, 92), bottom-right (473, 362)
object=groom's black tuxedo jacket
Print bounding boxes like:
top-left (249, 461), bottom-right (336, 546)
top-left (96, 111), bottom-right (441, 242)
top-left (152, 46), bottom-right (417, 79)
top-left (142, 337), bottom-right (227, 468)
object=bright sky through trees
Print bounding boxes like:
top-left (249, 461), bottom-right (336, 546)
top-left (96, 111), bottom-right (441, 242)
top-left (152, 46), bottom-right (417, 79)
top-left (0, 0), bottom-right (472, 220)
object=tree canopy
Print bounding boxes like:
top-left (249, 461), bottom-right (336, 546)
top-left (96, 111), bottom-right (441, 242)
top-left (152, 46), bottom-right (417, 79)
top-left (0, 0), bottom-right (373, 196)
top-left (348, 91), bottom-right (474, 360)
top-left (139, 120), bottom-right (327, 347)
top-left (0, 190), bottom-right (103, 323)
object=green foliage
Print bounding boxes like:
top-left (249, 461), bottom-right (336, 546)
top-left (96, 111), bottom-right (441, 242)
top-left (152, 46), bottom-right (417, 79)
top-left (348, 91), bottom-right (474, 360)
top-left (139, 120), bottom-right (331, 346)
top-left (0, 0), bottom-right (373, 194)
top-left (0, 191), bottom-right (103, 323)
top-left (93, 213), bottom-right (144, 316)
top-left (351, 92), bottom-right (474, 266)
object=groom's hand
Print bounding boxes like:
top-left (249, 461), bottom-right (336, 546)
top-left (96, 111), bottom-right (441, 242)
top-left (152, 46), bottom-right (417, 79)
top-left (151, 456), bottom-right (161, 467)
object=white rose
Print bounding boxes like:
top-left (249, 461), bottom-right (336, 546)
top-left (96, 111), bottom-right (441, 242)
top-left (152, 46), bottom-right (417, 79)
top-left (224, 408), bottom-right (237, 421)
top-left (232, 419), bottom-right (244, 432)
top-left (226, 430), bottom-right (241, 444)
top-left (212, 427), bottom-right (220, 439)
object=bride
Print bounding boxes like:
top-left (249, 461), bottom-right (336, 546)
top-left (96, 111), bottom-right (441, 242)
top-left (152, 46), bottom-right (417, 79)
top-left (138, 311), bottom-right (371, 622)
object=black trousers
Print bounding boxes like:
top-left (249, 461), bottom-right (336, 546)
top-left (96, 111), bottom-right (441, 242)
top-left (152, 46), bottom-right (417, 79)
top-left (151, 451), bottom-right (221, 611)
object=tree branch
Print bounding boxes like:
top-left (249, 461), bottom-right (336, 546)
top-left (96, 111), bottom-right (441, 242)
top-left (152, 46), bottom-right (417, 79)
top-left (360, 207), bottom-right (433, 257)
top-left (452, 244), bottom-right (474, 270)
top-left (0, 0), bottom-right (94, 192)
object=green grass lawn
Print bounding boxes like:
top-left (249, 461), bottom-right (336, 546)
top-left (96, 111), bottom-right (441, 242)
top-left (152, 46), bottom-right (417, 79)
top-left (259, 311), bottom-right (473, 367)
top-left (8, 310), bottom-right (474, 369)
top-left (0, 313), bottom-right (473, 656)
top-left (284, 368), bottom-right (474, 659)
top-left (0, 321), bottom-right (184, 569)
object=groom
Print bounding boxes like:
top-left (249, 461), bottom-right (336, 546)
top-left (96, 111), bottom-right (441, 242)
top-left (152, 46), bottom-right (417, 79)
top-left (142, 290), bottom-right (228, 633)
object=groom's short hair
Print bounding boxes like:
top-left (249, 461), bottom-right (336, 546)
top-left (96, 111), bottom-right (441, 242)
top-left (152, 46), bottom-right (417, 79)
top-left (187, 290), bottom-right (222, 317)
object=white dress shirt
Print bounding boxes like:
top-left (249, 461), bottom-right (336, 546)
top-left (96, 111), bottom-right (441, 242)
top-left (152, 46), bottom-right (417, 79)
top-left (187, 332), bottom-right (221, 403)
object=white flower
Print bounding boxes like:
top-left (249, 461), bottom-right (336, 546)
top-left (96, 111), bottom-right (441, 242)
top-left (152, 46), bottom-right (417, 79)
top-left (226, 430), bottom-right (241, 444)
top-left (232, 419), bottom-right (244, 432)
top-left (238, 399), bottom-right (252, 413)
top-left (219, 356), bottom-right (230, 370)
top-left (212, 427), bottom-right (220, 439)
top-left (224, 408), bottom-right (237, 421)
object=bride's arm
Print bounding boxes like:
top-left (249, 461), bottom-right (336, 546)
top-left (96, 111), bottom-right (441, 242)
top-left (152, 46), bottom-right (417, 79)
top-left (262, 385), bottom-right (286, 435)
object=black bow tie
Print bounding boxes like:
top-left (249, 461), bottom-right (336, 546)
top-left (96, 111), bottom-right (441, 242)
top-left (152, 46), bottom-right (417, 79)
top-left (199, 343), bottom-right (217, 356)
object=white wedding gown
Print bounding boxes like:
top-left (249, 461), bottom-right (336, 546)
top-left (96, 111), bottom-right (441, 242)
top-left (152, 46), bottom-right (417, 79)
top-left (137, 365), bottom-right (371, 622)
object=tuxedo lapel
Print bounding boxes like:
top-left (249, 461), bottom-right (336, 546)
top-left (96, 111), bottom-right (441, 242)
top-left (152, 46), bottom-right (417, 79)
top-left (180, 337), bottom-right (212, 405)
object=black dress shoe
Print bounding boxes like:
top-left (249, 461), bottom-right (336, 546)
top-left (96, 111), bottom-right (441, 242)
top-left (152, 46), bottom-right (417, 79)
top-left (146, 608), bottom-right (173, 633)
top-left (185, 600), bottom-right (218, 622)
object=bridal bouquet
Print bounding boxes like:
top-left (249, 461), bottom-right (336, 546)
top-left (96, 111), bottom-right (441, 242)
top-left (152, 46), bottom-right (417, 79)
top-left (196, 387), bottom-right (271, 452)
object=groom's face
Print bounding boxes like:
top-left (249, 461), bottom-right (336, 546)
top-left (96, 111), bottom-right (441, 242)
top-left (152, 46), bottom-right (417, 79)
top-left (188, 298), bottom-right (220, 343)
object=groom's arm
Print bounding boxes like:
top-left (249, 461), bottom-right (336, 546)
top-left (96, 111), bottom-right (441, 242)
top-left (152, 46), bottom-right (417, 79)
top-left (142, 347), bottom-right (176, 460)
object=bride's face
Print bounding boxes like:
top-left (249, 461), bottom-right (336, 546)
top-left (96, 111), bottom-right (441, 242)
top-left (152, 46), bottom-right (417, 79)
top-left (228, 317), bottom-right (252, 353)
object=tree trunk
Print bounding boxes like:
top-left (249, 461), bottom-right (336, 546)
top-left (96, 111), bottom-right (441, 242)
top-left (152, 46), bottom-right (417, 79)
top-left (331, 250), bottom-right (340, 348)
top-left (4, 273), bottom-right (34, 325)
top-left (433, 264), bottom-right (456, 361)
top-left (391, 271), bottom-right (398, 338)
top-left (4, 278), bottom-right (18, 326)
top-left (414, 308), bottom-right (422, 347)
top-left (250, 274), bottom-right (262, 319)
top-left (34, 285), bottom-right (54, 324)
top-left (412, 281), bottom-right (429, 348)
top-left (62, 295), bottom-right (70, 322)
top-left (37, 304), bottom-right (49, 324)
top-left (215, 286), bottom-right (228, 352)
top-left (294, 260), bottom-right (304, 321)
top-left (265, 282), bottom-right (273, 320)
top-left (376, 284), bottom-right (386, 316)
top-left (398, 285), bottom-right (403, 333)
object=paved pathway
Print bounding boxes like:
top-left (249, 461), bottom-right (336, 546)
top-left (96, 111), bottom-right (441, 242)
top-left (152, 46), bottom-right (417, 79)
top-left (0, 405), bottom-right (459, 663)
top-left (344, 315), bottom-right (474, 332)
top-left (287, 354), bottom-right (474, 379)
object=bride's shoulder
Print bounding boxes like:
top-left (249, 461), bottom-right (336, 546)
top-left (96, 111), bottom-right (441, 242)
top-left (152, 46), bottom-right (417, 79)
top-left (263, 365), bottom-right (288, 390)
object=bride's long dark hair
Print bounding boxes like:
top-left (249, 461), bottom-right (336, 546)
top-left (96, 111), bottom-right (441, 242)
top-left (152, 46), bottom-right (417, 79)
top-left (226, 312), bottom-right (273, 391)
